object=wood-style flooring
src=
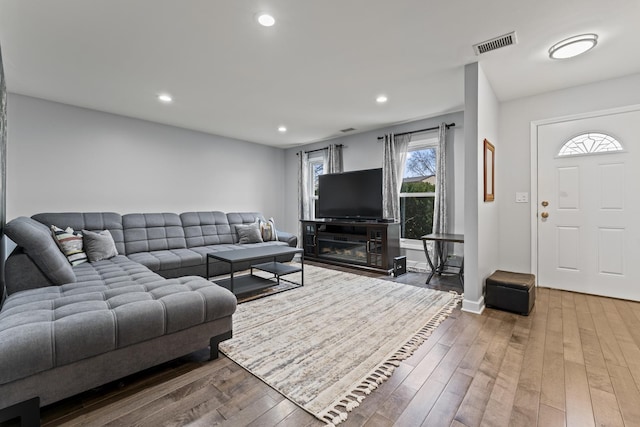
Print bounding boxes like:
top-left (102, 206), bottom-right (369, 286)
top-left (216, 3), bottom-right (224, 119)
top-left (14, 265), bottom-right (640, 426)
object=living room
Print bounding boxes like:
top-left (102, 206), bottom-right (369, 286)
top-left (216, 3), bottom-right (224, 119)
top-left (2, 1), bottom-right (640, 426)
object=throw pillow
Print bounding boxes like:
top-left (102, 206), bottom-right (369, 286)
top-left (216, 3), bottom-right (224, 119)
top-left (259, 217), bottom-right (278, 241)
top-left (51, 225), bottom-right (88, 266)
top-left (4, 216), bottom-right (77, 285)
top-left (235, 223), bottom-right (263, 244)
top-left (82, 229), bottom-right (119, 262)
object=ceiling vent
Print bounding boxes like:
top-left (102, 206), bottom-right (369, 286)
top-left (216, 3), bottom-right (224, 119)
top-left (473, 31), bottom-right (517, 55)
top-left (340, 127), bottom-right (356, 133)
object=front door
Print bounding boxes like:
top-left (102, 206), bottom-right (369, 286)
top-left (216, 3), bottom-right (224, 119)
top-left (537, 107), bottom-right (640, 300)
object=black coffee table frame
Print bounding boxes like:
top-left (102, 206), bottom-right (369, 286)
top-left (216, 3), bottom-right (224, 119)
top-left (206, 246), bottom-right (304, 297)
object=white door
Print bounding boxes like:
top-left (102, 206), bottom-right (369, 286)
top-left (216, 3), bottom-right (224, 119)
top-left (537, 108), bottom-right (640, 301)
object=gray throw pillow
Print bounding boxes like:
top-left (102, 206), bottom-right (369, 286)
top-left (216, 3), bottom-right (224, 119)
top-left (82, 229), bottom-right (119, 262)
top-left (5, 216), bottom-right (77, 285)
top-left (235, 223), bottom-right (264, 244)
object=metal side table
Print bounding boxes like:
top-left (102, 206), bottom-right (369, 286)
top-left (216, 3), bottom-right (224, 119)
top-left (421, 233), bottom-right (464, 285)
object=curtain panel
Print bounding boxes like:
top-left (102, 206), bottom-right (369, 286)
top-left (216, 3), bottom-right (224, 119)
top-left (432, 123), bottom-right (448, 235)
top-left (297, 150), bottom-right (311, 246)
top-left (324, 144), bottom-right (343, 174)
top-left (382, 134), bottom-right (410, 221)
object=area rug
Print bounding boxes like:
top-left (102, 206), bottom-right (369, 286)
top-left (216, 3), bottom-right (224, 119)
top-left (219, 265), bottom-right (461, 425)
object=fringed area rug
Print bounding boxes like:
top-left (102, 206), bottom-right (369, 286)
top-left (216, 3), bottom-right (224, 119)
top-left (219, 264), bottom-right (461, 426)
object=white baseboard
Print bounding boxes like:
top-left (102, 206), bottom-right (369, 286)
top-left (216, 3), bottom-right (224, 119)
top-left (406, 260), bottom-right (429, 273)
top-left (461, 295), bottom-right (485, 314)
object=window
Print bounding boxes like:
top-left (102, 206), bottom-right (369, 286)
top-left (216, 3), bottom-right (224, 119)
top-left (400, 138), bottom-right (438, 241)
top-left (309, 156), bottom-right (324, 218)
top-left (558, 132), bottom-right (623, 156)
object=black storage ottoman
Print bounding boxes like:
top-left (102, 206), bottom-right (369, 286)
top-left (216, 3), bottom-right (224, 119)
top-left (485, 270), bottom-right (536, 316)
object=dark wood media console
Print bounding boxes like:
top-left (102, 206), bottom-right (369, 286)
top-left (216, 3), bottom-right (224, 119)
top-left (301, 219), bottom-right (400, 273)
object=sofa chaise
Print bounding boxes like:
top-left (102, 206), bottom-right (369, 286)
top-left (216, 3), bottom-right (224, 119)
top-left (0, 210), bottom-right (297, 425)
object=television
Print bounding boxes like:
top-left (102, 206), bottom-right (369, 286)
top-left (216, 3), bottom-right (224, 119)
top-left (317, 168), bottom-right (384, 220)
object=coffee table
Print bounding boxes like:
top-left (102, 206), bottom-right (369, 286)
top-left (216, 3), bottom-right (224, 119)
top-left (206, 246), bottom-right (304, 297)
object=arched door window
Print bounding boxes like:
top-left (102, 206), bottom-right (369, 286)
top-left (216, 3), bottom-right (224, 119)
top-left (558, 132), bottom-right (623, 156)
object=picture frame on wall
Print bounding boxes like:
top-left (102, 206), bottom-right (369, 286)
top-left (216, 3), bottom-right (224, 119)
top-left (484, 139), bottom-right (495, 202)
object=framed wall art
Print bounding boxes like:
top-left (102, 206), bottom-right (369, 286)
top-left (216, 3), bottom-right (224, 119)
top-left (483, 139), bottom-right (495, 202)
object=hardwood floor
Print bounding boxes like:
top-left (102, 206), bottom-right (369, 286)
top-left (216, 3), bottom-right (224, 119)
top-left (17, 267), bottom-right (640, 426)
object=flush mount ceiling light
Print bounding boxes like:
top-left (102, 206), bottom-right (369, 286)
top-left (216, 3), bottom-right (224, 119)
top-left (257, 13), bottom-right (275, 27)
top-left (376, 95), bottom-right (388, 104)
top-left (548, 34), bottom-right (598, 59)
top-left (157, 93), bottom-right (173, 103)
top-left (278, 126), bottom-right (287, 133)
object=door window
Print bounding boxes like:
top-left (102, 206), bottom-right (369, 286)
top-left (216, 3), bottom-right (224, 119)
top-left (558, 132), bottom-right (623, 156)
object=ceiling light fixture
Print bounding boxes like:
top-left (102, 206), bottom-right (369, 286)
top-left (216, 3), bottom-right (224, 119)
top-left (257, 13), bottom-right (275, 27)
top-left (548, 34), bottom-right (598, 59)
top-left (157, 93), bottom-right (173, 103)
top-left (376, 95), bottom-right (388, 104)
top-left (278, 126), bottom-right (287, 133)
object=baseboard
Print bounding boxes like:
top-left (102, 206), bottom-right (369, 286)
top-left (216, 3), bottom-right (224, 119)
top-left (462, 295), bottom-right (485, 314)
top-left (406, 260), bottom-right (429, 273)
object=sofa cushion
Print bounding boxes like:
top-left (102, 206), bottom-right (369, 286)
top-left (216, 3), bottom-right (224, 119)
top-left (51, 226), bottom-right (88, 266)
top-left (235, 222), bottom-right (264, 244)
top-left (259, 217), bottom-right (278, 241)
top-left (123, 213), bottom-right (187, 254)
top-left (5, 217), bottom-right (77, 286)
top-left (0, 255), bottom-right (236, 385)
top-left (32, 212), bottom-right (125, 255)
top-left (127, 249), bottom-right (203, 272)
top-left (181, 211), bottom-right (234, 247)
top-left (226, 212), bottom-right (265, 243)
top-left (83, 229), bottom-right (119, 262)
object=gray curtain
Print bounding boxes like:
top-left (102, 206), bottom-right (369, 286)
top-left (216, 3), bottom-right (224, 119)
top-left (297, 150), bottom-right (311, 246)
top-left (298, 150), bottom-right (311, 221)
top-left (324, 144), bottom-right (343, 174)
top-left (382, 133), bottom-right (410, 221)
top-left (433, 123), bottom-right (448, 241)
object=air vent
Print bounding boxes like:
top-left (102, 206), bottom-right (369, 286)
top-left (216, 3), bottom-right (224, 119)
top-left (473, 31), bottom-right (517, 55)
top-left (340, 127), bottom-right (356, 133)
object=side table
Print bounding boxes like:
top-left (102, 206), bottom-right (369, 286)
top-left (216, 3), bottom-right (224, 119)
top-left (421, 233), bottom-right (464, 285)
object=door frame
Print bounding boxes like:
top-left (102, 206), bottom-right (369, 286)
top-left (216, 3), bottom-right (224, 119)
top-left (529, 103), bottom-right (640, 280)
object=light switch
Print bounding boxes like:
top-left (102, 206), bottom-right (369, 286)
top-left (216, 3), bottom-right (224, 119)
top-left (516, 192), bottom-right (529, 203)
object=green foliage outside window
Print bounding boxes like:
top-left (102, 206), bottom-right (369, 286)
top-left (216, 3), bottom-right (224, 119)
top-left (400, 181), bottom-right (435, 239)
top-left (400, 181), bottom-right (435, 193)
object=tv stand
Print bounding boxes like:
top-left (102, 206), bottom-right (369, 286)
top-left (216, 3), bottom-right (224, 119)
top-left (301, 219), bottom-right (400, 273)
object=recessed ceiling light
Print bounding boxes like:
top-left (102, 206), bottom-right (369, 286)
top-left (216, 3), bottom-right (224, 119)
top-left (549, 34), bottom-right (598, 59)
top-left (376, 95), bottom-right (388, 104)
top-left (157, 93), bottom-right (173, 103)
top-left (257, 13), bottom-right (275, 27)
top-left (278, 126), bottom-right (287, 133)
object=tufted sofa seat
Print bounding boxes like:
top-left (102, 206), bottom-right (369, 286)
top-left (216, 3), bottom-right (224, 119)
top-left (5, 211), bottom-right (298, 291)
top-left (0, 208), bottom-right (298, 424)
top-left (0, 256), bottom-right (236, 387)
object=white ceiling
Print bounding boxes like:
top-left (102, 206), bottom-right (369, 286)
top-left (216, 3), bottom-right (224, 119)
top-left (1, 1), bottom-right (639, 148)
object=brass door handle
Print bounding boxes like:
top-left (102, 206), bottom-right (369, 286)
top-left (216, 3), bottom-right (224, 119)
top-left (541, 212), bottom-right (549, 219)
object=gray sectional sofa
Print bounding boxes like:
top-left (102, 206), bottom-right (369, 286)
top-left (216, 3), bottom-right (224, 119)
top-left (0, 211), bottom-right (297, 425)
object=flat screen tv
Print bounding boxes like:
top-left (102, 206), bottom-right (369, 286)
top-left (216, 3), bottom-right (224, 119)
top-left (317, 168), bottom-right (384, 220)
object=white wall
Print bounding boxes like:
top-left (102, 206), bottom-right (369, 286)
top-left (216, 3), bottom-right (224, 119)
top-left (282, 111), bottom-right (464, 270)
top-left (463, 62), bottom-right (500, 314)
top-left (6, 94), bottom-right (286, 221)
top-left (498, 72), bottom-right (640, 272)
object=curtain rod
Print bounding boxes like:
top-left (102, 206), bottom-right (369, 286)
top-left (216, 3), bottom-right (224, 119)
top-left (296, 143), bottom-right (344, 155)
top-left (376, 122), bottom-right (456, 140)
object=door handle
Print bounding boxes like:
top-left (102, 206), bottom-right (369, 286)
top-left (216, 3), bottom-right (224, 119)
top-left (541, 212), bottom-right (549, 219)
